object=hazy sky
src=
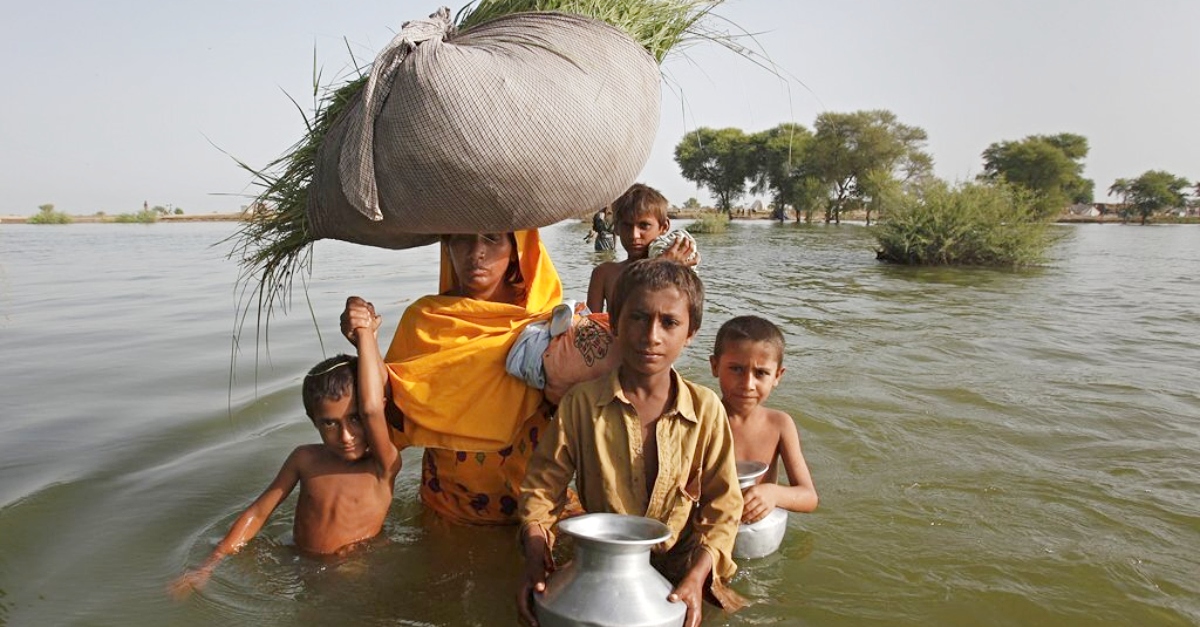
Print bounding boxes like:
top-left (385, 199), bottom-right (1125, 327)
top-left (2, 0), bottom-right (1197, 216)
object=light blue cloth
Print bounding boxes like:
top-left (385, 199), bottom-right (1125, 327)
top-left (505, 300), bottom-right (580, 389)
top-left (506, 321), bottom-right (551, 389)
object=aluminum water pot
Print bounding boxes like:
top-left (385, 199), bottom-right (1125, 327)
top-left (733, 461), bottom-right (789, 559)
top-left (534, 513), bottom-right (686, 627)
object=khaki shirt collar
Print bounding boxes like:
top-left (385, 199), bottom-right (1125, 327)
top-left (599, 368), bottom-right (700, 424)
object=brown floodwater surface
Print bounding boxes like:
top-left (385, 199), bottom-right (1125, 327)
top-left (0, 220), bottom-right (1196, 626)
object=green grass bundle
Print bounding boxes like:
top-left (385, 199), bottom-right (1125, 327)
top-left (225, 75), bottom-right (366, 321)
top-left (874, 180), bottom-right (1061, 267)
top-left (456, 0), bottom-right (722, 63)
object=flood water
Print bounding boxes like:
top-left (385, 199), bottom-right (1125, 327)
top-left (1, 220), bottom-right (1197, 626)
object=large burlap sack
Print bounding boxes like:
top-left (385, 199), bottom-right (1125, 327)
top-left (309, 89), bottom-right (440, 250)
top-left (307, 9), bottom-right (661, 249)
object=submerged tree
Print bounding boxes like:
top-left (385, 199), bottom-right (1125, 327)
top-left (807, 110), bottom-right (931, 224)
top-left (859, 168), bottom-right (904, 226)
top-left (1124, 170), bottom-right (1191, 225)
top-left (1107, 178), bottom-right (1132, 215)
top-left (675, 110), bottom-right (930, 224)
top-left (979, 133), bottom-right (1094, 219)
top-left (745, 123), bottom-right (818, 220)
top-left (674, 127), bottom-right (755, 213)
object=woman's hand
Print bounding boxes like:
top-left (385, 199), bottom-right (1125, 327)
top-left (741, 483), bottom-right (780, 524)
top-left (340, 296), bottom-right (380, 346)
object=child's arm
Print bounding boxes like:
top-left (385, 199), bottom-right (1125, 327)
top-left (672, 401), bottom-right (744, 625)
top-left (517, 525), bottom-right (554, 627)
top-left (354, 310), bottom-right (400, 480)
top-left (343, 296), bottom-right (400, 430)
top-left (669, 550), bottom-right (713, 627)
top-left (742, 412), bottom-right (818, 522)
top-left (169, 451), bottom-right (303, 599)
top-left (585, 264), bottom-right (609, 313)
top-left (516, 405), bottom-right (579, 626)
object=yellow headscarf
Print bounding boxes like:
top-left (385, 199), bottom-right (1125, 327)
top-left (385, 230), bottom-right (562, 451)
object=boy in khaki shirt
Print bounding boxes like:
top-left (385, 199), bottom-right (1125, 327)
top-left (518, 259), bottom-right (743, 627)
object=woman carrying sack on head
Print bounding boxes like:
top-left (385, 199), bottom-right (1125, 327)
top-left (341, 230), bottom-right (570, 525)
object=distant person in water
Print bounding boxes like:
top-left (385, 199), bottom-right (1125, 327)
top-left (710, 315), bottom-right (817, 522)
top-left (170, 314), bottom-right (400, 599)
top-left (586, 204), bottom-right (616, 251)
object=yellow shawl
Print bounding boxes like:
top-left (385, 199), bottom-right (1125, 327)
top-left (385, 230), bottom-right (562, 451)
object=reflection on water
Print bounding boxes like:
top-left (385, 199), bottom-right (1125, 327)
top-left (0, 221), bottom-right (1197, 626)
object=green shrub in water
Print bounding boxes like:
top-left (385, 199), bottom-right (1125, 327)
top-left (874, 180), bottom-right (1060, 267)
top-left (114, 209), bottom-right (160, 224)
top-left (27, 204), bottom-right (73, 224)
top-left (686, 210), bottom-right (729, 234)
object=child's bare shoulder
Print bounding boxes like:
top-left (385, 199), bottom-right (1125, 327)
top-left (292, 443), bottom-right (327, 457)
top-left (288, 443), bottom-right (339, 472)
top-left (592, 260), bottom-right (624, 278)
top-left (588, 260), bottom-right (619, 290)
top-left (763, 407), bottom-right (799, 433)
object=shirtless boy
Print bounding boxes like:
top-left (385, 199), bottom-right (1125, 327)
top-left (710, 315), bottom-right (818, 523)
top-left (586, 183), bottom-right (696, 313)
top-left (171, 305), bottom-right (400, 597)
top-left (520, 259), bottom-right (743, 627)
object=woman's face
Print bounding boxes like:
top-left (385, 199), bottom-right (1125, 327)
top-left (445, 233), bottom-right (517, 302)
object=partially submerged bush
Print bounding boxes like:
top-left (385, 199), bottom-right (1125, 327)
top-left (874, 180), bottom-right (1059, 266)
top-left (27, 204), bottom-right (72, 225)
top-left (114, 209), bottom-right (160, 224)
top-left (686, 210), bottom-right (729, 234)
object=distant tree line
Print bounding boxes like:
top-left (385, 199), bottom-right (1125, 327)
top-left (673, 111), bottom-right (1196, 226)
top-left (674, 110), bottom-right (933, 225)
top-left (24, 203), bottom-right (185, 225)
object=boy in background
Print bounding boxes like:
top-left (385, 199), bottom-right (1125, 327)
top-left (519, 259), bottom-right (743, 627)
top-left (710, 315), bottom-right (818, 522)
top-left (586, 183), bottom-right (697, 313)
top-left (171, 307), bottom-right (400, 598)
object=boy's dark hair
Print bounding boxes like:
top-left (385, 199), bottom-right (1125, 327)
top-left (610, 258), bottom-right (704, 335)
top-left (713, 315), bottom-right (785, 364)
top-left (302, 354), bottom-right (357, 417)
top-left (612, 183), bottom-right (669, 227)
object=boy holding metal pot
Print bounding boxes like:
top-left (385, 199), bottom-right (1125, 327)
top-left (518, 259), bottom-right (744, 627)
